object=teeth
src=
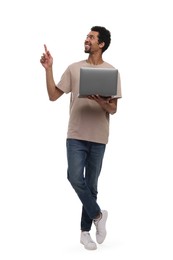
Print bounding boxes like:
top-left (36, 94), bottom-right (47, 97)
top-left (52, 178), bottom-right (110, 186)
top-left (85, 45), bottom-right (90, 49)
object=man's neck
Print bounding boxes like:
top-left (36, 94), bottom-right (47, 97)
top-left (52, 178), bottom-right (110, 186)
top-left (86, 54), bottom-right (104, 65)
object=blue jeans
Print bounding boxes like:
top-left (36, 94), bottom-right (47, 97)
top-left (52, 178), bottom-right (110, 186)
top-left (66, 139), bottom-right (106, 231)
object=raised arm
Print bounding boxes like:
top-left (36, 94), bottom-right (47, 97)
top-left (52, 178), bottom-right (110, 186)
top-left (40, 44), bottom-right (64, 101)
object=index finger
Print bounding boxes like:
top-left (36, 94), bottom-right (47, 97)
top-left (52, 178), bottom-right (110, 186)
top-left (44, 44), bottom-right (48, 53)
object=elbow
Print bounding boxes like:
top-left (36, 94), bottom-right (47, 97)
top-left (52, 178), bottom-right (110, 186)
top-left (48, 87), bottom-right (64, 101)
top-left (49, 95), bottom-right (57, 101)
top-left (110, 106), bottom-right (117, 115)
top-left (110, 110), bottom-right (117, 115)
top-left (48, 91), bottom-right (57, 101)
top-left (107, 99), bottom-right (118, 115)
top-left (48, 91), bottom-right (59, 101)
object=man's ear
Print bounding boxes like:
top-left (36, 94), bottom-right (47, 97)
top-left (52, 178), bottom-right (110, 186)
top-left (99, 42), bottom-right (105, 50)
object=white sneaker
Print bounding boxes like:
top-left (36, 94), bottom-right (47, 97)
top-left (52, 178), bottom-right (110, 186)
top-left (94, 210), bottom-right (108, 244)
top-left (80, 231), bottom-right (97, 250)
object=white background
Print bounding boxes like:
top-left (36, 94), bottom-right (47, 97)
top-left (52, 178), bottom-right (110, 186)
top-left (0, 0), bottom-right (173, 259)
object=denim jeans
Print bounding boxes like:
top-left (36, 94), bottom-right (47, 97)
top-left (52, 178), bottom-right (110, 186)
top-left (66, 138), bottom-right (106, 231)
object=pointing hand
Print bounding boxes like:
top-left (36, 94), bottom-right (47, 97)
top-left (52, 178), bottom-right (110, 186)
top-left (40, 44), bottom-right (53, 69)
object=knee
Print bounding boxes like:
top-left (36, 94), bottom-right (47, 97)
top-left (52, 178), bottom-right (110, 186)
top-left (67, 170), bottom-right (84, 189)
top-left (67, 170), bottom-right (79, 186)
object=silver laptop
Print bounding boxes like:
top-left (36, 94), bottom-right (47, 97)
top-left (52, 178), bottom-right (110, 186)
top-left (78, 67), bottom-right (118, 98)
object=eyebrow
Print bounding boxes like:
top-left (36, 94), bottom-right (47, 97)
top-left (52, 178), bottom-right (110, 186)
top-left (87, 34), bottom-right (95, 39)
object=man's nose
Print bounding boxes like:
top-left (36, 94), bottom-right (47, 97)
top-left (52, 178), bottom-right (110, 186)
top-left (85, 36), bottom-right (90, 41)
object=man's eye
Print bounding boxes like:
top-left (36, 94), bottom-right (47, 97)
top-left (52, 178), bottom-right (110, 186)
top-left (87, 35), bottom-right (94, 39)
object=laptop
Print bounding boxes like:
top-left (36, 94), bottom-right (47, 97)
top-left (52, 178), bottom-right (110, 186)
top-left (78, 67), bottom-right (118, 98)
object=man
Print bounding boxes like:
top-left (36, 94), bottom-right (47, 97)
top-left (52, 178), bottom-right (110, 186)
top-left (40, 26), bottom-right (122, 250)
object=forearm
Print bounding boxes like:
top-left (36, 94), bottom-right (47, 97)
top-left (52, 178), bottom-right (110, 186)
top-left (45, 67), bottom-right (56, 100)
top-left (88, 95), bottom-right (118, 115)
top-left (45, 67), bottom-right (63, 101)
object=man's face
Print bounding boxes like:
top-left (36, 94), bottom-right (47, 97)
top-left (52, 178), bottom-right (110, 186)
top-left (84, 31), bottom-right (100, 53)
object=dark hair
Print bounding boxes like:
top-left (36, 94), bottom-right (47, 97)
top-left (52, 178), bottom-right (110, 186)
top-left (91, 26), bottom-right (111, 53)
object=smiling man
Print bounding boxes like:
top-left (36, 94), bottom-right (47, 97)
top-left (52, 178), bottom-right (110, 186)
top-left (40, 26), bottom-right (122, 250)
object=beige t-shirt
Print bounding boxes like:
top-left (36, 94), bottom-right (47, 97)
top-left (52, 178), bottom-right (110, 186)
top-left (57, 60), bottom-right (122, 144)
